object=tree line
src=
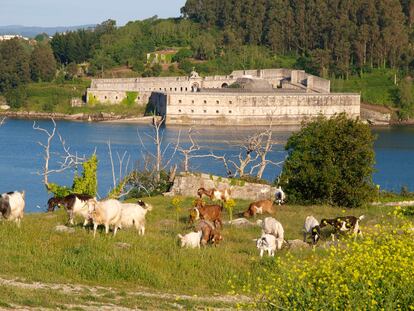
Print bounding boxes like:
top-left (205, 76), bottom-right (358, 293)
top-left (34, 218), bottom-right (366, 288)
top-left (182, 0), bottom-right (413, 77)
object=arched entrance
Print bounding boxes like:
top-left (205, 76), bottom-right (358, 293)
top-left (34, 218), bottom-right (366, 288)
top-left (221, 83), bottom-right (229, 88)
top-left (191, 82), bottom-right (200, 92)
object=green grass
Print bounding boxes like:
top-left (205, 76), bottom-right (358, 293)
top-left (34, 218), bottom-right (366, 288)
top-left (0, 197), bottom-right (395, 291)
top-left (331, 69), bottom-right (397, 106)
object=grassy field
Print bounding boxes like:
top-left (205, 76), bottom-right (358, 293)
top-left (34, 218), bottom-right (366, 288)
top-left (331, 69), bottom-right (397, 106)
top-left (0, 195), bottom-right (411, 309)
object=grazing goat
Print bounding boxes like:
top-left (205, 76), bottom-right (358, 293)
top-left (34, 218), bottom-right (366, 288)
top-left (260, 217), bottom-right (284, 250)
top-left (178, 231), bottom-right (202, 248)
top-left (47, 193), bottom-right (94, 226)
top-left (320, 215), bottom-right (365, 240)
top-left (256, 234), bottom-right (277, 257)
top-left (275, 186), bottom-right (286, 205)
top-left (0, 191), bottom-right (25, 227)
top-left (189, 199), bottom-right (223, 228)
top-left (119, 200), bottom-right (153, 235)
top-left (197, 187), bottom-right (231, 202)
top-left (195, 220), bottom-right (223, 246)
top-left (87, 199), bottom-right (123, 238)
top-left (243, 200), bottom-right (275, 218)
top-left (303, 216), bottom-right (321, 244)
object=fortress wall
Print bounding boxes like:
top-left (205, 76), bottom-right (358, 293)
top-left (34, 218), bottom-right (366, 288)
top-left (154, 92), bottom-right (360, 125)
top-left (307, 76), bottom-right (331, 93)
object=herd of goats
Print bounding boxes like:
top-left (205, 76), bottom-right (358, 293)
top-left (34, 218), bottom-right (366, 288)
top-left (0, 187), bottom-right (365, 257)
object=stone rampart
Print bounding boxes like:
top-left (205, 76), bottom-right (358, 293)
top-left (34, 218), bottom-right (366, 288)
top-left (167, 173), bottom-right (277, 201)
top-left (153, 91), bottom-right (360, 126)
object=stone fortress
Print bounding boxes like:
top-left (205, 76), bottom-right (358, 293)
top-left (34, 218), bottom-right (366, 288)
top-left (87, 69), bottom-right (360, 125)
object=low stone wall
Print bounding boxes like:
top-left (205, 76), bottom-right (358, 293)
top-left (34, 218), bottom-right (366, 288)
top-left (166, 173), bottom-right (277, 201)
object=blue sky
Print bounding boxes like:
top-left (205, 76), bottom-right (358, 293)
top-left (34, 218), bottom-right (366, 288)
top-left (0, 0), bottom-right (187, 27)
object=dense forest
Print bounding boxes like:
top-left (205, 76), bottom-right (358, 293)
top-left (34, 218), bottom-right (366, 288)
top-left (1, 0), bottom-right (414, 117)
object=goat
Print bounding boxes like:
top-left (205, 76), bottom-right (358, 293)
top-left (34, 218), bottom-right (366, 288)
top-left (320, 215), bottom-right (365, 240)
top-left (87, 199), bottom-right (123, 238)
top-left (177, 231), bottom-right (203, 249)
top-left (195, 220), bottom-right (223, 246)
top-left (243, 200), bottom-right (275, 218)
top-left (256, 234), bottom-right (277, 257)
top-left (197, 187), bottom-right (231, 202)
top-left (260, 217), bottom-right (284, 250)
top-left (275, 186), bottom-right (286, 205)
top-left (303, 216), bottom-right (321, 244)
top-left (47, 194), bottom-right (94, 226)
top-left (119, 200), bottom-right (153, 235)
top-left (189, 199), bottom-right (223, 228)
top-left (0, 191), bottom-right (25, 227)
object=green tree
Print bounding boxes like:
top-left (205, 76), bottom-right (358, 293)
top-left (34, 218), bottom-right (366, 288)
top-left (30, 43), bottom-right (57, 82)
top-left (191, 34), bottom-right (216, 60)
top-left (280, 114), bottom-right (376, 208)
top-left (396, 77), bottom-right (414, 119)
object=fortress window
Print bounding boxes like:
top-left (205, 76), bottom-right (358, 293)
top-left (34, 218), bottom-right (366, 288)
top-left (203, 110), bottom-right (207, 113)
top-left (229, 110), bottom-right (232, 114)
top-left (138, 97), bottom-right (141, 100)
top-left (104, 96), bottom-right (107, 99)
top-left (216, 100), bottom-right (220, 104)
top-left (204, 100), bottom-right (207, 104)
top-left (159, 88), bottom-right (162, 91)
top-left (216, 110), bottom-right (219, 114)
top-left (170, 88), bottom-right (172, 91)
top-left (115, 96), bottom-right (118, 100)
top-left (192, 100), bottom-right (194, 104)
top-left (229, 101), bottom-right (233, 104)
top-left (191, 109), bottom-right (194, 113)
top-left (175, 88), bottom-right (177, 91)
top-left (180, 87), bottom-right (183, 91)
top-left (178, 109), bottom-right (182, 113)
top-left (185, 87), bottom-right (188, 91)
top-left (179, 100), bottom-right (182, 104)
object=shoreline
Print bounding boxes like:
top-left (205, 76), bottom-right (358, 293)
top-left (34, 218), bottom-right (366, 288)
top-left (2, 110), bottom-right (414, 127)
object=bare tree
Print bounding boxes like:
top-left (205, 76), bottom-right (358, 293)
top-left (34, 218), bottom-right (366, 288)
top-left (177, 128), bottom-right (201, 173)
top-left (137, 116), bottom-right (180, 181)
top-left (0, 117), bottom-right (5, 127)
top-left (106, 140), bottom-right (132, 197)
top-left (33, 119), bottom-right (87, 191)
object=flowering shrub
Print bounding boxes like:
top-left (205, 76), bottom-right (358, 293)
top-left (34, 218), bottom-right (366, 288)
top-left (236, 215), bottom-right (414, 310)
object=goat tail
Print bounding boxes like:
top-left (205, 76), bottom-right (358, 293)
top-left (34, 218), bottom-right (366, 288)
top-left (359, 215), bottom-right (365, 221)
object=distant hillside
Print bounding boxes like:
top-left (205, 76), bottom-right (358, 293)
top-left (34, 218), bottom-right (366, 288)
top-left (0, 24), bottom-right (96, 37)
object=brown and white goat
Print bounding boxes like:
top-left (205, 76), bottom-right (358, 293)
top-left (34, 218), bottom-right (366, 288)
top-left (243, 200), bottom-right (275, 218)
top-left (189, 199), bottom-right (223, 228)
top-left (47, 193), bottom-right (94, 226)
top-left (197, 187), bottom-right (231, 202)
top-left (195, 220), bottom-right (223, 246)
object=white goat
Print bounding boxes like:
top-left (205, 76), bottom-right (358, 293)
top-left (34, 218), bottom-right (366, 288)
top-left (177, 231), bottom-right (203, 249)
top-left (261, 217), bottom-right (284, 250)
top-left (256, 234), bottom-right (277, 257)
top-left (0, 191), bottom-right (25, 227)
top-left (303, 216), bottom-right (321, 244)
top-left (87, 199), bottom-right (122, 238)
top-left (119, 200), bottom-right (153, 235)
top-left (275, 186), bottom-right (286, 205)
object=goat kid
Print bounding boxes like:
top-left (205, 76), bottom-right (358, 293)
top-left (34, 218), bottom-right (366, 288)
top-left (243, 199), bottom-right (275, 218)
top-left (197, 187), bottom-right (231, 202)
top-left (303, 216), bottom-right (321, 244)
top-left (256, 234), bottom-right (277, 257)
top-left (178, 231), bottom-right (202, 249)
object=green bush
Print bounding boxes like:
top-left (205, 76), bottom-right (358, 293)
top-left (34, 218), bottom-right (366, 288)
top-left (280, 114), bottom-right (376, 208)
top-left (125, 170), bottom-right (172, 198)
top-left (121, 91), bottom-right (138, 107)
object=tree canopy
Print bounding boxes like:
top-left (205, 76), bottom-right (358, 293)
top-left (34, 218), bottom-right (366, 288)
top-left (280, 114), bottom-right (376, 208)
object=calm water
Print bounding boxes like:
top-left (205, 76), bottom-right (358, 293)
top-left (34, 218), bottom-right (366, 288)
top-left (0, 119), bottom-right (413, 213)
